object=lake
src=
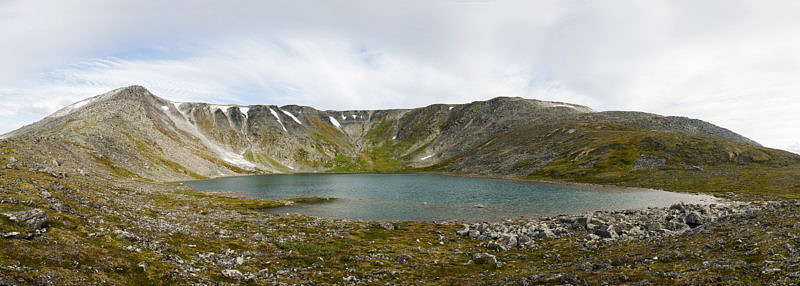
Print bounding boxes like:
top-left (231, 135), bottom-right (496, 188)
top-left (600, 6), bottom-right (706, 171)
top-left (181, 173), bottom-right (719, 221)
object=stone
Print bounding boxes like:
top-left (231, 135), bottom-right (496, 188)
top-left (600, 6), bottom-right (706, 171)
top-left (499, 235), bottom-right (517, 249)
top-left (222, 269), bottom-right (245, 280)
top-left (379, 222), bottom-right (394, 230)
top-left (114, 230), bottom-right (140, 242)
top-left (137, 261), bottom-right (147, 272)
top-left (666, 220), bottom-right (690, 232)
top-left (669, 203), bottom-right (685, 212)
top-left (685, 212), bottom-right (705, 227)
top-left (645, 222), bottom-right (663, 232)
top-left (1, 209), bottom-right (49, 230)
top-left (472, 253), bottom-right (498, 265)
top-left (536, 229), bottom-right (555, 238)
top-left (518, 235), bottom-right (532, 245)
top-left (561, 273), bottom-right (582, 285)
top-left (594, 227), bottom-right (618, 239)
top-left (456, 225), bottom-right (470, 236)
top-left (2, 232), bottom-right (23, 239)
top-left (396, 254), bottom-right (412, 264)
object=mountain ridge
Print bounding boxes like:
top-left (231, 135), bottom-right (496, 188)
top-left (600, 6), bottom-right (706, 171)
top-left (3, 85), bottom-right (798, 199)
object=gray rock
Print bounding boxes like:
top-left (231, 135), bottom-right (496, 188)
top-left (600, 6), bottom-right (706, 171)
top-left (669, 203), bottom-right (685, 212)
top-left (498, 235), bottom-right (517, 249)
top-left (2, 209), bottom-right (49, 230)
top-left (536, 229), bottom-right (555, 238)
top-left (114, 230), bottom-right (140, 242)
top-left (472, 252), bottom-right (498, 265)
top-left (518, 235), bottom-right (532, 245)
top-left (396, 254), bottom-right (412, 264)
top-left (685, 212), bottom-right (705, 227)
top-left (666, 220), bottom-right (689, 232)
top-left (633, 155), bottom-right (666, 170)
top-left (222, 269), bottom-right (245, 280)
top-left (594, 226), bottom-right (618, 239)
top-left (645, 222), bottom-right (663, 232)
top-left (137, 261), bottom-right (147, 272)
top-left (379, 222), bottom-right (394, 230)
top-left (2, 231), bottom-right (24, 239)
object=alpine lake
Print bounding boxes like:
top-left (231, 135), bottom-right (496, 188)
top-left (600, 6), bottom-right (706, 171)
top-left (181, 173), bottom-right (719, 221)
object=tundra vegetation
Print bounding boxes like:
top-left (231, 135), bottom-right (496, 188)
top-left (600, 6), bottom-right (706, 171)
top-left (0, 86), bottom-right (798, 284)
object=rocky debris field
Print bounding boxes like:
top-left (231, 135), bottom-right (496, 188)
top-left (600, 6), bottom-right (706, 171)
top-left (457, 202), bottom-right (763, 250)
top-left (1, 140), bottom-right (800, 284)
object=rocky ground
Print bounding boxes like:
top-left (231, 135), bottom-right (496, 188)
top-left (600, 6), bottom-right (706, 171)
top-left (1, 139), bottom-right (800, 285)
top-left (456, 201), bottom-right (763, 250)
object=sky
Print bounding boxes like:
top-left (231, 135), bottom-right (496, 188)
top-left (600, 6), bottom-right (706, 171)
top-left (0, 0), bottom-right (798, 154)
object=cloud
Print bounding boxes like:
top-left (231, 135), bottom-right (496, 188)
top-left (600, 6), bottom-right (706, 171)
top-left (788, 143), bottom-right (800, 155)
top-left (0, 0), bottom-right (799, 154)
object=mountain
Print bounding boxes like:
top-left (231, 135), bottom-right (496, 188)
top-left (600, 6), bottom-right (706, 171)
top-left (4, 85), bottom-right (799, 198)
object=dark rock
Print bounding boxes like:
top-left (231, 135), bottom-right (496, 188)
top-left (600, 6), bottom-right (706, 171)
top-left (685, 212), bottom-right (705, 227)
top-left (561, 273), bottom-right (582, 285)
top-left (472, 253), bottom-right (498, 265)
top-left (395, 254), bottom-right (412, 264)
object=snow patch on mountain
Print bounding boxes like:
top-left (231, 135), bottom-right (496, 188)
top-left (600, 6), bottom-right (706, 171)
top-left (164, 103), bottom-right (257, 169)
top-left (280, 109), bottom-right (302, 125)
top-left (269, 108), bottom-right (288, 132)
top-left (329, 116), bottom-right (341, 128)
top-left (238, 107), bottom-right (249, 118)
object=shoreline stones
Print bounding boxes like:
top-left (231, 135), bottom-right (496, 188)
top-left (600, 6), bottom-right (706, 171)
top-left (457, 202), bottom-right (763, 250)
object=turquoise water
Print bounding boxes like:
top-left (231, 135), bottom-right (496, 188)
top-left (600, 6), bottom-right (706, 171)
top-left (181, 173), bottom-right (718, 221)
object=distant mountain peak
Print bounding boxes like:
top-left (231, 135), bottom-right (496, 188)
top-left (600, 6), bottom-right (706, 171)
top-left (47, 85), bottom-right (157, 118)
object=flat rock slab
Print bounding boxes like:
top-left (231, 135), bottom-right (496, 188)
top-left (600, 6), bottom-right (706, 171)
top-left (2, 209), bottom-right (49, 230)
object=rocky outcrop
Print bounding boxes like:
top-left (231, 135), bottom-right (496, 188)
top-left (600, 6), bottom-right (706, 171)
top-left (457, 202), bottom-right (763, 250)
top-left (2, 209), bottom-right (49, 231)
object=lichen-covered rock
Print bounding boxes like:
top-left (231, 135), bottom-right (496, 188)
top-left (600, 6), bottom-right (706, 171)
top-left (221, 269), bottom-right (244, 280)
top-left (456, 203), bottom-right (762, 250)
top-left (472, 253), bottom-right (498, 265)
top-left (2, 209), bottom-right (49, 230)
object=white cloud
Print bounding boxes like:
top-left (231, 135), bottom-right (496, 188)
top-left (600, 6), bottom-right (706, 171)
top-left (1, 0), bottom-right (799, 154)
top-left (788, 143), bottom-right (800, 155)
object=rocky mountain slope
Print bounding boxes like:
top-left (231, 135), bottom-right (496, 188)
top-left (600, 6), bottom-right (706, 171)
top-left (2, 86), bottom-right (800, 284)
top-left (4, 85), bottom-right (799, 198)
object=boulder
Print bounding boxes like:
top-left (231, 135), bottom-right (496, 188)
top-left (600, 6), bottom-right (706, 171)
top-left (666, 220), bottom-right (690, 232)
top-left (137, 261), bottom-right (147, 272)
top-left (644, 222), bottom-right (663, 232)
top-left (2, 209), bottom-right (49, 230)
top-left (114, 230), bottom-right (140, 242)
top-left (378, 222), bottom-right (394, 230)
top-left (222, 269), bottom-right (245, 280)
top-left (685, 212), bottom-right (706, 227)
top-left (396, 254), bottom-right (412, 264)
top-left (593, 226), bottom-right (618, 239)
top-left (472, 253), bottom-right (498, 265)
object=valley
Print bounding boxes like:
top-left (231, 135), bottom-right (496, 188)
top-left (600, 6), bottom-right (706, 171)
top-left (0, 86), bottom-right (799, 284)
